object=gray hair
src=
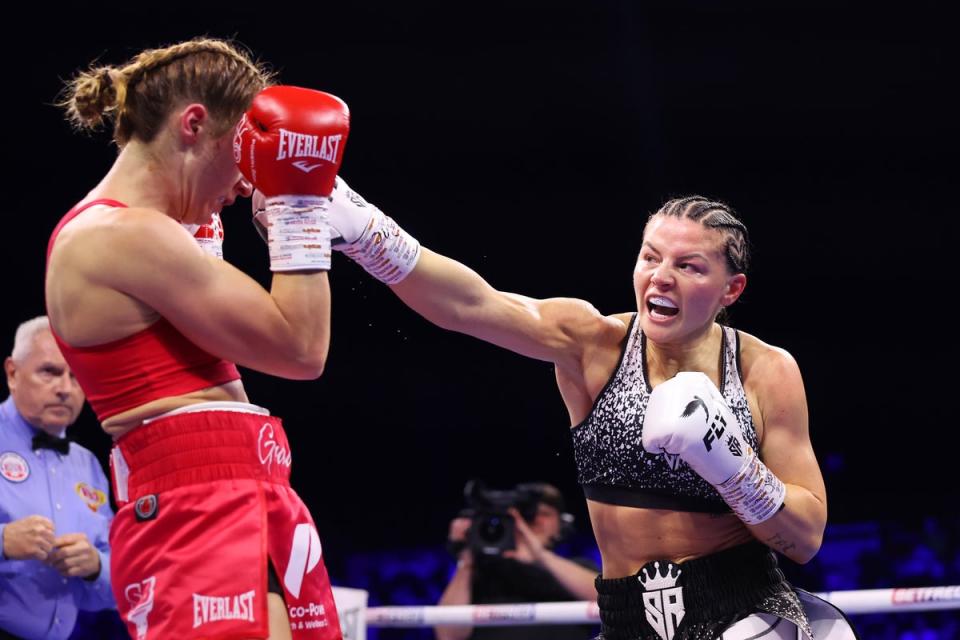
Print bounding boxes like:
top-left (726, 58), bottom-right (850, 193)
top-left (11, 316), bottom-right (52, 363)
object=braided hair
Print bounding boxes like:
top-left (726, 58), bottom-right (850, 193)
top-left (60, 37), bottom-right (272, 146)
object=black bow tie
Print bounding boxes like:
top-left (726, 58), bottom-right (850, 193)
top-left (32, 431), bottom-right (70, 455)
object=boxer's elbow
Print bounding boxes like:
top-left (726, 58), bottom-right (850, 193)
top-left (283, 363), bottom-right (325, 380)
top-left (289, 361), bottom-right (325, 380)
top-left (786, 521), bottom-right (826, 565)
top-left (787, 534), bottom-right (823, 565)
top-left (293, 351), bottom-right (327, 379)
top-left (282, 341), bottom-right (328, 379)
top-left (797, 501), bottom-right (828, 564)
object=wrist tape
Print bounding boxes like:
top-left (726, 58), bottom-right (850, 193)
top-left (715, 450), bottom-right (786, 525)
top-left (258, 196), bottom-right (332, 272)
top-left (341, 206), bottom-right (420, 284)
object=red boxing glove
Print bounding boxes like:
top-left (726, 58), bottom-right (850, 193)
top-left (182, 213), bottom-right (224, 259)
top-left (235, 85), bottom-right (349, 198)
top-left (234, 86), bottom-right (350, 271)
top-left (193, 213), bottom-right (225, 259)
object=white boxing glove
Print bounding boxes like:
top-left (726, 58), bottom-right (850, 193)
top-left (643, 372), bottom-right (785, 525)
top-left (253, 177), bottom-right (420, 282)
top-left (325, 176), bottom-right (378, 247)
top-left (251, 188), bottom-right (354, 247)
top-left (643, 372), bottom-right (748, 485)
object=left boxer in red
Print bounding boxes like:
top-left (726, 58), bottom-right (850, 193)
top-left (110, 405), bottom-right (340, 639)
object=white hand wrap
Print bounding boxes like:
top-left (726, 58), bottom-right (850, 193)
top-left (716, 451), bottom-right (787, 525)
top-left (643, 371), bottom-right (786, 525)
top-left (329, 177), bottom-right (421, 284)
top-left (340, 207), bottom-right (420, 284)
top-left (254, 196), bottom-right (332, 272)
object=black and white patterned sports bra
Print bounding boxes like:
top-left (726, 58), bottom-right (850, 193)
top-left (571, 314), bottom-right (759, 512)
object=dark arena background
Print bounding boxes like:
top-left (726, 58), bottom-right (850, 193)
top-left (2, 2), bottom-right (952, 638)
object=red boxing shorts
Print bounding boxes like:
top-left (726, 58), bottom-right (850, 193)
top-left (109, 404), bottom-right (342, 639)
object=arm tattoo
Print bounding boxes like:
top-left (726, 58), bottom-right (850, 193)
top-left (766, 532), bottom-right (796, 554)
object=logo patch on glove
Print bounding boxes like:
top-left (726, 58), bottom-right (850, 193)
top-left (701, 412), bottom-right (727, 452)
top-left (726, 435), bottom-right (743, 457)
top-left (681, 396), bottom-right (709, 421)
top-left (291, 160), bottom-right (325, 173)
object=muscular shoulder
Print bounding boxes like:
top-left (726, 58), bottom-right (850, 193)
top-left (540, 298), bottom-right (630, 362)
top-left (528, 299), bottom-right (628, 380)
top-left (738, 330), bottom-right (800, 381)
top-left (80, 208), bottom-right (202, 275)
top-left (594, 312), bottom-right (634, 352)
top-left (100, 206), bottom-right (191, 247)
top-left (737, 330), bottom-right (805, 418)
top-left (56, 204), bottom-right (171, 237)
top-left (537, 298), bottom-right (627, 342)
top-left (54, 206), bottom-right (193, 264)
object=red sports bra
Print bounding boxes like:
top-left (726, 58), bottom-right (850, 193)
top-left (46, 199), bottom-right (241, 421)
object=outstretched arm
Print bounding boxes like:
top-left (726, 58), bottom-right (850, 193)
top-left (392, 249), bottom-right (600, 365)
top-left (320, 177), bottom-right (609, 368)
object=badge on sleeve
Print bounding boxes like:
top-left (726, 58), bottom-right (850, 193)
top-left (0, 452), bottom-right (29, 483)
top-left (75, 482), bottom-right (108, 512)
top-left (135, 494), bottom-right (159, 521)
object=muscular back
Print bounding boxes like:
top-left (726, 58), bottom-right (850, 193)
top-left (46, 204), bottom-right (249, 434)
top-left (47, 205), bottom-right (167, 346)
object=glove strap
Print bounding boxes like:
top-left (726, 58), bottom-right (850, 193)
top-left (341, 207), bottom-right (420, 284)
top-left (257, 196), bottom-right (332, 272)
top-left (715, 449), bottom-right (786, 525)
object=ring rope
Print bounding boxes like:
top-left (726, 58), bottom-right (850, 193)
top-left (362, 585), bottom-right (960, 627)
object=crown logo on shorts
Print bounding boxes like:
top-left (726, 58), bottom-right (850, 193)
top-left (638, 561), bottom-right (681, 591)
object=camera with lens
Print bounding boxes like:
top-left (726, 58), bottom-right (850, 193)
top-left (460, 479), bottom-right (545, 557)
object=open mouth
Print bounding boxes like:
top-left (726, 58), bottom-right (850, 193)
top-left (647, 296), bottom-right (679, 318)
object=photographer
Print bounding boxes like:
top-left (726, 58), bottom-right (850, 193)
top-left (435, 482), bottom-right (598, 640)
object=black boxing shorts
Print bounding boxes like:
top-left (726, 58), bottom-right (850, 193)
top-left (594, 542), bottom-right (815, 640)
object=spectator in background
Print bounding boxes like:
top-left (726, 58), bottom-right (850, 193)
top-left (0, 316), bottom-right (117, 639)
top-left (435, 482), bottom-right (598, 640)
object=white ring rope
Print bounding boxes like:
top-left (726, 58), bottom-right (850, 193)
top-left (361, 585), bottom-right (960, 627)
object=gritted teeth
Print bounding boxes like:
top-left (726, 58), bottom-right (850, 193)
top-left (649, 296), bottom-right (677, 309)
top-left (647, 295), bottom-right (679, 317)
